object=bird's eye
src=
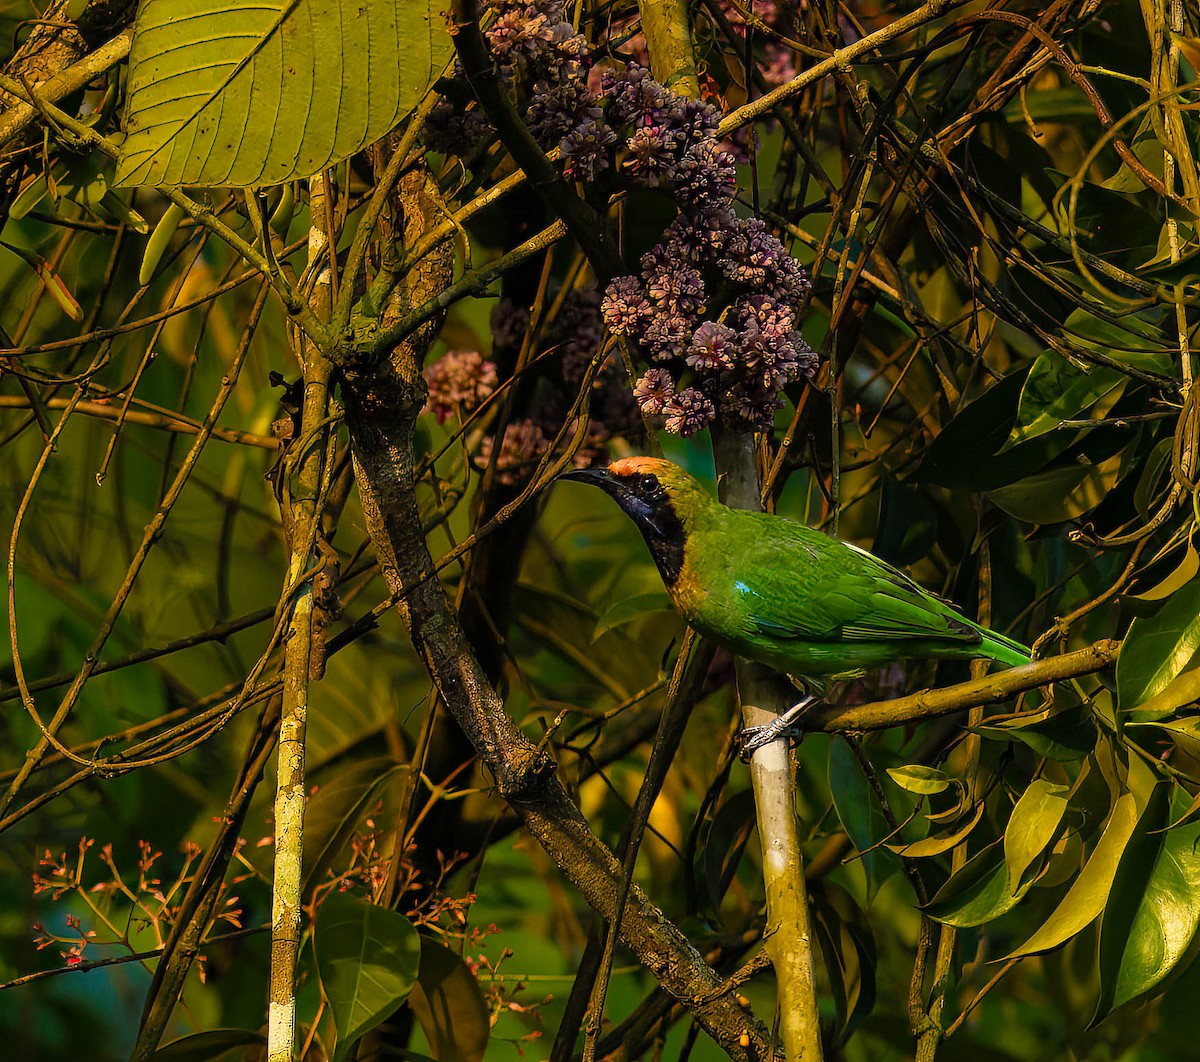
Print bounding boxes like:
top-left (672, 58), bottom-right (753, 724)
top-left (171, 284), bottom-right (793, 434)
top-left (637, 474), bottom-right (660, 495)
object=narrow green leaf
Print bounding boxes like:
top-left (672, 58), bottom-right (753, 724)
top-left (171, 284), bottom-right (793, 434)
top-left (1117, 572), bottom-right (1200, 710)
top-left (703, 789), bottom-right (756, 914)
top-left (1006, 790), bottom-right (1139, 958)
top-left (888, 801), bottom-right (985, 858)
top-left (1128, 669), bottom-right (1200, 720)
top-left (116, 0), bottom-right (454, 187)
top-left (139, 202), bottom-right (186, 286)
top-left (9, 173), bottom-right (49, 219)
top-left (810, 880), bottom-right (878, 1042)
top-left (1128, 543), bottom-right (1199, 605)
top-left (99, 189), bottom-right (149, 233)
top-left (315, 892), bottom-right (421, 1062)
top-left (3, 242), bottom-right (83, 321)
top-left (1004, 779), bottom-right (1070, 892)
top-left (885, 764), bottom-right (951, 796)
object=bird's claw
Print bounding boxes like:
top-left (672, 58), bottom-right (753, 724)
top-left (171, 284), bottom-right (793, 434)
top-left (738, 695), bottom-right (819, 761)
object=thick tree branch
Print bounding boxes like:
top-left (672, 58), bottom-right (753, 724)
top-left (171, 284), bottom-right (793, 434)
top-left (341, 160), bottom-right (768, 1058)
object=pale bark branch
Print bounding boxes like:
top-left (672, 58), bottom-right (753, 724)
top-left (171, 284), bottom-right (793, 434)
top-left (802, 641), bottom-right (1120, 733)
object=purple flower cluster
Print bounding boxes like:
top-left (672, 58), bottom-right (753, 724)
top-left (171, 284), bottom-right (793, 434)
top-left (475, 419), bottom-right (547, 486)
top-left (426, 0), bottom-right (595, 164)
top-left (486, 0), bottom-right (588, 81)
top-left (424, 97), bottom-right (493, 159)
top-left (423, 350), bottom-right (500, 424)
top-left (598, 68), bottom-right (817, 435)
top-left (468, 287), bottom-right (640, 488)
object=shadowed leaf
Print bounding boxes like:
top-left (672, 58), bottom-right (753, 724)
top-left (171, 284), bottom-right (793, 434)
top-left (316, 892), bottom-right (422, 1062)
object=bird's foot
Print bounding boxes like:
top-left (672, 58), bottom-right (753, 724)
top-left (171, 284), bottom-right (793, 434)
top-left (738, 695), bottom-right (820, 761)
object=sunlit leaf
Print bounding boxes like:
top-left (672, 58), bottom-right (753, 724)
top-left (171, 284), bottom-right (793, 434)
top-left (1092, 783), bottom-right (1199, 1021)
top-left (986, 454), bottom-right (1121, 524)
top-left (2, 242), bottom-right (83, 321)
top-left (1128, 543), bottom-right (1200, 607)
top-left (885, 764), bottom-right (952, 796)
top-left (926, 839), bottom-right (1037, 928)
top-left (888, 800), bottom-right (984, 858)
top-left (1117, 573), bottom-right (1200, 710)
top-left (1127, 669), bottom-right (1200, 721)
top-left (116, 0), bottom-right (454, 187)
top-left (1007, 791), bottom-right (1139, 958)
top-left (1004, 779), bottom-right (1070, 892)
top-left (316, 892), bottom-right (422, 1062)
top-left (1006, 351), bottom-right (1124, 446)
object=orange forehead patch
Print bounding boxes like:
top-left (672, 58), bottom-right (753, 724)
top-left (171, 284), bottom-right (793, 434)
top-left (606, 456), bottom-right (654, 477)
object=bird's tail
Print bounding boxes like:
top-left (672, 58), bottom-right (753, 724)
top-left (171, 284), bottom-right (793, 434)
top-left (978, 628), bottom-right (1032, 668)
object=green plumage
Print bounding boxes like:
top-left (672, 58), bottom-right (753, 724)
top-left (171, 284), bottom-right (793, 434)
top-left (564, 458), bottom-right (1030, 680)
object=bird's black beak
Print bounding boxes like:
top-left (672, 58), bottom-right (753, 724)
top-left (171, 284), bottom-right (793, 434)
top-left (559, 467), bottom-right (614, 487)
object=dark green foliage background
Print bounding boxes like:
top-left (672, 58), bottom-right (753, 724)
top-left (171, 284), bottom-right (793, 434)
top-left (2, 1), bottom-right (1200, 1059)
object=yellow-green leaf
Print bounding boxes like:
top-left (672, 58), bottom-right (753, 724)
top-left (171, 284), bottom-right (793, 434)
top-left (885, 764), bottom-right (952, 796)
top-left (115, 0), bottom-right (454, 188)
top-left (1006, 790), bottom-right (1139, 958)
top-left (1004, 779), bottom-right (1070, 892)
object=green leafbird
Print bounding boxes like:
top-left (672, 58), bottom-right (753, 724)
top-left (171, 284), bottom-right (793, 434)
top-left (562, 457), bottom-right (1030, 745)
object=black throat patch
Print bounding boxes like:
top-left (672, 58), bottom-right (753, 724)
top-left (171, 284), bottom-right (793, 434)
top-left (634, 494), bottom-right (685, 586)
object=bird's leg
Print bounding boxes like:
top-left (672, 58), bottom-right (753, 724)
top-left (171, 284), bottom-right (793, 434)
top-left (738, 694), bottom-right (820, 760)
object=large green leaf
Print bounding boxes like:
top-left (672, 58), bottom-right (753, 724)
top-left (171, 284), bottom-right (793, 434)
top-left (316, 892), bottom-right (422, 1062)
top-left (986, 454), bottom-right (1120, 524)
top-left (303, 758), bottom-right (408, 892)
top-left (1109, 814), bottom-right (1200, 1008)
top-left (408, 937), bottom-right (490, 1062)
top-left (975, 703), bottom-right (1096, 762)
top-left (116, 0), bottom-right (453, 187)
top-left (1094, 783), bottom-right (1200, 1022)
top-left (1116, 572), bottom-right (1200, 711)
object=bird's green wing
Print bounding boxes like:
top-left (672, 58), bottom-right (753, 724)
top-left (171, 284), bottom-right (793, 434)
top-left (725, 518), bottom-right (980, 646)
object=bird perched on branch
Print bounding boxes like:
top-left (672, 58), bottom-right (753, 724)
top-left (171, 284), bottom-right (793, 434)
top-left (561, 457), bottom-right (1030, 751)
